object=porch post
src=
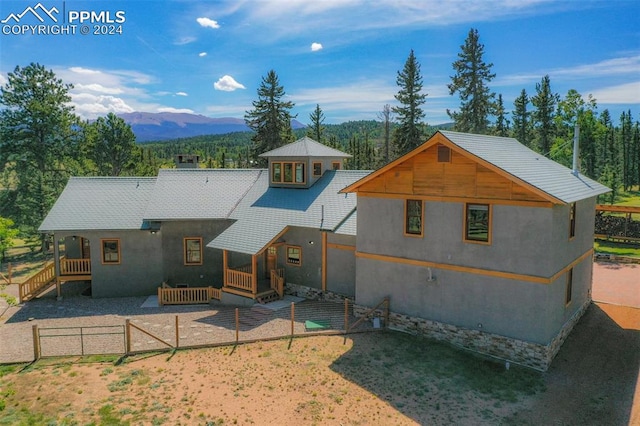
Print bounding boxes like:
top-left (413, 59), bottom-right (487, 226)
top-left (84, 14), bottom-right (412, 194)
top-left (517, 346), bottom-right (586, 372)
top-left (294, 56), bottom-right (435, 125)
top-left (222, 250), bottom-right (228, 287)
top-left (54, 236), bottom-right (62, 299)
top-left (321, 232), bottom-right (327, 292)
top-left (251, 254), bottom-right (258, 295)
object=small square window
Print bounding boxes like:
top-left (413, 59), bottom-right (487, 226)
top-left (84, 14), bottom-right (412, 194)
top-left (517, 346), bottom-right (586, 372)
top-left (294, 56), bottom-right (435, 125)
top-left (286, 245), bottom-right (301, 266)
top-left (313, 162), bottom-right (322, 177)
top-left (184, 237), bottom-right (203, 265)
top-left (101, 239), bottom-right (120, 264)
top-left (283, 163), bottom-right (294, 182)
top-left (332, 162), bottom-right (341, 170)
top-left (437, 145), bottom-right (451, 163)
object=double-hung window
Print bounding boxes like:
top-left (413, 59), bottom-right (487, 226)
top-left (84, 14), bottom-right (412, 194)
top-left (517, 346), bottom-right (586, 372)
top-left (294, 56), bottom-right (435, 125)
top-left (465, 203), bottom-right (491, 243)
top-left (405, 199), bottom-right (423, 236)
top-left (184, 237), bottom-right (203, 265)
top-left (101, 239), bottom-right (121, 264)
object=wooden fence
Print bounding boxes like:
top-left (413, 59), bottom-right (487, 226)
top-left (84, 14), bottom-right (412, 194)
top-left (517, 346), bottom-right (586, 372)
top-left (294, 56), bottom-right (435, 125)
top-left (157, 284), bottom-right (220, 306)
top-left (0, 263), bottom-right (11, 285)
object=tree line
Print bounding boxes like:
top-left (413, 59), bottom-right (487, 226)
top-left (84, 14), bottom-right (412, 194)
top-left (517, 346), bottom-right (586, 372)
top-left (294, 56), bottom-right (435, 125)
top-left (1, 28), bottom-right (638, 248)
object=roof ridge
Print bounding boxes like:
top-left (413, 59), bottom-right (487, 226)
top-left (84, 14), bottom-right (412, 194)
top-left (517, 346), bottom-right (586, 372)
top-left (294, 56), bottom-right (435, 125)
top-left (225, 169), bottom-right (265, 218)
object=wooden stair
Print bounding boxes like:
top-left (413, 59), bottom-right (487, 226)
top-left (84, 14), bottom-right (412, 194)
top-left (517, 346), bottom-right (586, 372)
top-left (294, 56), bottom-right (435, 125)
top-left (19, 261), bottom-right (57, 303)
top-left (256, 289), bottom-right (280, 304)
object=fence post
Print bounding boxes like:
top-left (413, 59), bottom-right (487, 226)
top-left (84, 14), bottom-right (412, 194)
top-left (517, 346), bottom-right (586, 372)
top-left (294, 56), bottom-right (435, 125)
top-left (32, 324), bottom-right (40, 361)
top-left (175, 315), bottom-right (179, 348)
top-left (157, 287), bottom-right (163, 307)
top-left (125, 319), bottom-right (131, 354)
top-left (344, 298), bottom-right (349, 332)
top-left (290, 302), bottom-right (295, 338)
top-left (235, 308), bottom-right (239, 344)
top-left (384, 297), bottom-right (390, 328)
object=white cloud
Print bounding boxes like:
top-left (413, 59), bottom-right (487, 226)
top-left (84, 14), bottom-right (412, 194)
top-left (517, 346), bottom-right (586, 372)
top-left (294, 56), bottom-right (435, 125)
top-left (75, 83), bottom-right (124, 95)
top-left (199, 52), bottom-right (207, 57)
top-left (157, 107), bottom-right (195, 114)
top-left (175, 36), bottom-right (197, 45)
top-left (197, 17), bottom-right (220, 29)
top-left (69, 66), bottom-right (101, 75)
top-left (71, 94), bottom-right (135, 117)
top-left (590, 81), bottom-right (640, 104)
top-left (176, 92), bottom-right (188, 97)
top-left (311, 42), bottom-right (323, 52)
top-left (214, 75), bottom-right (246, 91)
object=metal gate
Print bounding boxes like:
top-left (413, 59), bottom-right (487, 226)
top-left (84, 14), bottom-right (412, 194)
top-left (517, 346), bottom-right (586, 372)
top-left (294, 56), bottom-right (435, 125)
top-left (36, 325), bottom-right (126, 358)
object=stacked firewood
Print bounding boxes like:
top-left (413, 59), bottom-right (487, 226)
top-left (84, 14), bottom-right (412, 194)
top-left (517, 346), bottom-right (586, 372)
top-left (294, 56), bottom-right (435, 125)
top-left (594, 212), bottom-right (640, 238)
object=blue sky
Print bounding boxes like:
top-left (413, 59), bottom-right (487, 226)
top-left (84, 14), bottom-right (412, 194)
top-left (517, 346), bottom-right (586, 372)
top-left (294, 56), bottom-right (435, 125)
top-left (1, 0), bottom-right (638, 125)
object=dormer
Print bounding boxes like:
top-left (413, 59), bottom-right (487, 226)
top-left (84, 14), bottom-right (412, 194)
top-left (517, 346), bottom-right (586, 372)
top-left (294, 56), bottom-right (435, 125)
top-left (259, 137), bottom-right (351, 188)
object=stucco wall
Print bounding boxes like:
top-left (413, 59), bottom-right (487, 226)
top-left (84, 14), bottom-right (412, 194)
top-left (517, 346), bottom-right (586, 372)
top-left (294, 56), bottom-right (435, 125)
top-left (327, 233), bottom-right (356, 296)
top-left (355, 196), bottom-right (598, 345)
top-left (280, 226), bottom-right (323, 289)
top-left (159, 220), bottom-right (233, 287)
top-left (55, 230), bottom-right (164, 298)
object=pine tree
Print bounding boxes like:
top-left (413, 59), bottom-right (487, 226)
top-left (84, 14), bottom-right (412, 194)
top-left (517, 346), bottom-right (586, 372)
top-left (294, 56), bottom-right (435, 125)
top-left (392, 49), bottom-right (427, 156)
top-left (0, 63), bottom-right (80, 248)
top-left (447, 28), bottom-right (496, 134)
top-left (307, 104), bottom-right (325, 143)
top-left (244, 70), bottom-right (295, 166)
top-left (512, 89), bottom-right (531, 146)
top-left (493, 94), bottom-right (509, 136)
top-left (378, 104), bottom-right (393, 164)
top-left (531, 75), bottom-right (558, 155)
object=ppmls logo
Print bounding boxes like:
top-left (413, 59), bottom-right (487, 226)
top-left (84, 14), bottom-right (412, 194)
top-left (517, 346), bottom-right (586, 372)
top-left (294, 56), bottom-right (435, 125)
top-left (2, 2), bottom-right (126, 36)
top-left (1, 3), bottom-right (59, 24)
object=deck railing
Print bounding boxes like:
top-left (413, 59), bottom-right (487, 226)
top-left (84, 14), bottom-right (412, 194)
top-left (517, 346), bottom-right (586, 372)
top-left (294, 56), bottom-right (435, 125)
top-left (60, 258), bottom-right (91, 276)
top-left (270, 268), bottom-right (285, 298)
top-left (157, 285), bottom-right (219, 306)
top-left (226, 268), bottom-right (254, 293)
top-left (19, 261), bottom-right (56, 303)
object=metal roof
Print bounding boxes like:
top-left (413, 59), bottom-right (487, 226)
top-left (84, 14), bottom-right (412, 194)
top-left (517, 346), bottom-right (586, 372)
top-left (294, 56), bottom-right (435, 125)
top-left (207, 170), bottom-right (369, 254)
top-left (144, 169), bottom-right (262, 220)
top-left (334, 210), bottom-right (357, 236)
top-left (259, 136), bottom-right (352, 158)
top-left (439, 131), bottom-right (610, 204)
top-left (38, 177), bottom-right (157, 232)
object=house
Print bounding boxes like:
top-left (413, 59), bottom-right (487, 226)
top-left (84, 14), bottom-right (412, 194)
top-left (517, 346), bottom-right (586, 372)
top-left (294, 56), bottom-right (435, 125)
top-left (38, 137), bottom-right (366, 303)
top-left (37, 131), bottom-right (609, 370)
top-left (341, 130), bottom-right (609, 370)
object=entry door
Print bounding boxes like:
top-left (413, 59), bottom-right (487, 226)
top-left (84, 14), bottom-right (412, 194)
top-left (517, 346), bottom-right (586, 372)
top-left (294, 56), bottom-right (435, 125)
top-left (81, 238), bottom-right (91, 259)
top-left (266, 246), bottom-right (277, 278)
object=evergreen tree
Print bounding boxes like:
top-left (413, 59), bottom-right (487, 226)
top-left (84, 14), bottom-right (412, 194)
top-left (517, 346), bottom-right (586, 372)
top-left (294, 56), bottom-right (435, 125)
top-left (531, 75), bottom-right (558, 155)
top-left (392, 49), bottom-right (427, 156)
top-left (378, 104), bottom-right (393, 164)
top-left (512, 89), bottom-right (531, 146)
top-left (0, 63), bottom-right (80, 248)
top-left (620, 110), bottom-right (633, 190)
top-left (86, 112), bottom-right (138, 176)
top-left (447, 28), bottom-right (496, 134)
top-left (307, 104), bottom-right (325, 143)
top-left (493, 94), bottom-right (509, 136)
top-left (244, 70), bottom-right (295, 166)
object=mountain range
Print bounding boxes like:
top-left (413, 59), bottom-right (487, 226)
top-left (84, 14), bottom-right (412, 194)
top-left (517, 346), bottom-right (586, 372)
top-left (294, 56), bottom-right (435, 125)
top-left (119, 112), bottom-right (306, 142)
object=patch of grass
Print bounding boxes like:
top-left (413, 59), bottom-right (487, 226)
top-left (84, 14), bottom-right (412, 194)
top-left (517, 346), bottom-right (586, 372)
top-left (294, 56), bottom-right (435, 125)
top-left (594, 240), bottom-right (640, 258)
top-left (98, 404), bottom-right (131, 425)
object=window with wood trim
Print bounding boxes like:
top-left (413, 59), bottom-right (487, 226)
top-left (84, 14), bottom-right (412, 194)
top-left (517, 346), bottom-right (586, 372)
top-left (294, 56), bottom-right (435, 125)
top-left (465, 203), bottom-right (491, 243)
top-left (313, 162), bottom-right (322, 177)
top-left (271, 162), bottom-right (306, 184)
top-left (565, 268), bottom-right (573, 306)
top-left (569, 202), bottom-right (576, 239)
top-left (101, 239), bottom-right (120, 264)
top-left (437, 145), bottom-right (451, 163)
top-left (286, 245), bottom-right (301, 266)
top-left (184, 237), bottom-right (203, 265)
top-left (332, 161), bottom-right (341, 170)
top-left (405, 199), bottom-right (423, 236)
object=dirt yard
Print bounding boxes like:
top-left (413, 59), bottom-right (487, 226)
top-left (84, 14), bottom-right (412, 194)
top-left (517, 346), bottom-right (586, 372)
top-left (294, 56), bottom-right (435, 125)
top-left (0, 301), bottom-right (638, 425)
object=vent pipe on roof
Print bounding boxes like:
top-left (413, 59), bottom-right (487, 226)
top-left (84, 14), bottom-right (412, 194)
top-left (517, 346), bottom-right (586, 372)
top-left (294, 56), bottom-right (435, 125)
top-left (572, 124), bottom-right (580, 176)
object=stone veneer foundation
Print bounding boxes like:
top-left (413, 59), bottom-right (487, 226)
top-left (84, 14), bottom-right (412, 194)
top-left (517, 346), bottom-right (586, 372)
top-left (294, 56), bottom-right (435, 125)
top-left (286, 282), bottom-right (590, 371)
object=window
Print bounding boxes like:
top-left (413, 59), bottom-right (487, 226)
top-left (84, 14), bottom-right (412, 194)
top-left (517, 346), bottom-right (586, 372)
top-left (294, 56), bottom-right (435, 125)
top-left (569, 202), bottom-right (576, 239)
top-left (101, 239), bottom-right (120, 264)
top-left (437, 145), bottom-right (451, 163)
top-left (465, 204), bottom-right (491, 243)
top-left (271, 162), bottom-right (306, 184)
top-left (295, 163), bottom-right (305, 183)
top-left (286, 245), bottom-right (301, 266)
top-left (184, 237), bottom-right (203, 265)
top-left (332, 161), bottom-right (341, 170)
top-left (405, 199), bottom-right (423, 236)
top-left (565, 268), bottom-right (573, 306)
top-left (313, 162), bottom-right (322, 177)
top-left (272, 163), bottom-right (281, 182)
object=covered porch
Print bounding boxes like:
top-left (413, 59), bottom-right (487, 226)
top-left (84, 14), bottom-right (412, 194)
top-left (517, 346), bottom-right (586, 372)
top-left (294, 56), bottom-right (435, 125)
top-left (222, 248), bottom-right (285, 302)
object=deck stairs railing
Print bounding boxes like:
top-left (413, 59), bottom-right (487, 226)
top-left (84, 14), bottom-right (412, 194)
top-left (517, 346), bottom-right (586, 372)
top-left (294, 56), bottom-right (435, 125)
top-left (19, 261), bottom-right (56, 303)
